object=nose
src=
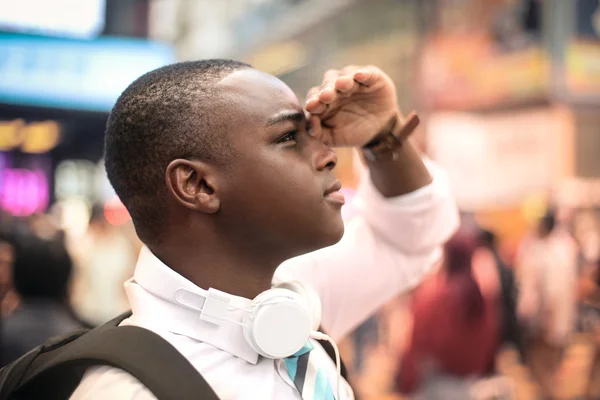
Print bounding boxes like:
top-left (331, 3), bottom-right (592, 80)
top-left (311, 137), bottom-right (337, 171)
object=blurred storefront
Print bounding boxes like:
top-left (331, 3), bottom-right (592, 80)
top-left (0, 0), bottom-right (162, 324)
top-left (0, 0), bottom-right (175, 231)
top-left (417, 0), bottom-right (600, 252)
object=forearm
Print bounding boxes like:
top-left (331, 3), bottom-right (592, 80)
top-left (366, 138), bottom-right (432, 198)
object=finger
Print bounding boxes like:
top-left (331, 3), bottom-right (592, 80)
top-left (334, 75), bottom-right (356, 94)
top-left (318, 86), bottom-right (338, 105)
top-left (353, 67), bottom-right (380, 86)
top-left (305, 97), bottom-right (327, 114)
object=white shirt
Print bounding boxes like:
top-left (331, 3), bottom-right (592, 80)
top-left (516, 228), bottom-right (579, 345)
top-left (70, 161), bottom-right (459, 400)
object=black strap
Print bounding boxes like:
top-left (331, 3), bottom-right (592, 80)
top-left (16, 313), bottom-right (219, 400)
top-left (8, 313), bottom-right (350, 400)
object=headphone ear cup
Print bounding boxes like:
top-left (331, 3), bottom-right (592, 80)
top-left (273, 281), bottom-right (322, 331)
top-left (242, 288), bottom-right (312, 359)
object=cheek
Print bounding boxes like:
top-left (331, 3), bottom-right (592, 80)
top-left (254, 164), bottom-right (316, 205)
top-left (224, 153), bottom-right (318, 210)
top-left (246, 148), bottom-right (313, 188)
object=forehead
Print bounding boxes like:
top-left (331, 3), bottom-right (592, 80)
top-left (217, 69), bottom-right (302, 124)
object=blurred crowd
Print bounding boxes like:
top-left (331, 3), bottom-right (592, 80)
top-left (2, 204), bottom-right (600, 400)
top-left (0, 209), bottom-right (139, 365)
top-left (340, 207), bottom-right (600, 400)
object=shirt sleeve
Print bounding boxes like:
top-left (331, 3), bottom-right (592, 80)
top-left (274, 158), bottom-right (459, 340)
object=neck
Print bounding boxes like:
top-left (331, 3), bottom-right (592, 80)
top-left (149, 234), bottom-right (283, 300)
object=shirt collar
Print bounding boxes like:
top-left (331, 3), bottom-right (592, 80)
top-left (125, 246), bottom-right (260, 364)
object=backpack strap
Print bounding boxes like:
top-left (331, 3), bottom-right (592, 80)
top-left (15, 313), bottom-right (220, 400)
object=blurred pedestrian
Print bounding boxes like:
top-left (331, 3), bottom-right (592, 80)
top-left (516, 210), bottom-right (578, 399)
top-left (70, 206), bottom-right (135, 326)
top-left (478, 229), bottom-right (525, 362)
top-left (396, 231), bottom-right (504, 398)
top-left (1, 235), bottom-right (83, 366)
top-left (577, 256), bottom-right (600, 400)
top-left (0, 234), bottom-right (18, 318)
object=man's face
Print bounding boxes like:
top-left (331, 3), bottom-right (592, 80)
top-left (215, 69), bottom-right (345, 259)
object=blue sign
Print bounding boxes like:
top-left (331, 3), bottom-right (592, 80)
top-left (0, 34), bottom-right (176, 112)
top-left (0, 0), bottom-right (106, 39)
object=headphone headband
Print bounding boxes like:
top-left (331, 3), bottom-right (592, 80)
top-left (190, 286), bottom-right (314, 359)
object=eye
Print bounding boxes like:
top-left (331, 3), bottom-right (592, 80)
top-left (277, 130), bottom-right (298, 144)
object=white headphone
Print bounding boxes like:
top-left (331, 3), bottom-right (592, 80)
top-left (242, 287), bottom-right (313, 359)
top-left (184, 280), bottom-right (321, 359)
top-left (174, 281), bottom-right (342, 399)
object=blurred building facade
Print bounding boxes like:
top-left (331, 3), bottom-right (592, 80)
top-left (0, 0), bottom-right (167, 323)
top-left (415, 0), bottom-right (600, 254)
top-left (0, 0), bottom-right (174, 232)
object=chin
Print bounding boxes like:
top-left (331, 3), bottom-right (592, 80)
top-left (330, 218), bottom-right (345, 243)
top-left (289, 220), bottom-right (344, 259)
top-left (316, 216), bottom-right (345, 249)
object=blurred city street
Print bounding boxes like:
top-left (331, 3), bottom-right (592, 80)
top-left (341, 311), bottom-right (599, 400)
top-left (1, 0), bottom-right (600, 399)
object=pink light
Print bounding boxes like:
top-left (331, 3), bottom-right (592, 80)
top-left (0, 168), bottom-right (49, 216)
top-left (104, 195), bottom-right (131, 226)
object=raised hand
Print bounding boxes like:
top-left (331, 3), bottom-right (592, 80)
top-left (305, 65), bottom-right (401, 148)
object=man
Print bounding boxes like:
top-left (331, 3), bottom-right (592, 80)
top-left (2, 235), bottom-right (83, 366)
top-left (71, 60), bottom-right (459, 399)
top-left (69, 206), bottom-right (135, 325)
top-left (0, 234), bottom-right (17, 318)
top-left (478, 229), bottom-right (525, 362)
top-left (517, 211), bottom-right (578, 399)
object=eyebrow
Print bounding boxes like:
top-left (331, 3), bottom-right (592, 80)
top-left (265, 111), bottom-right (305, 127)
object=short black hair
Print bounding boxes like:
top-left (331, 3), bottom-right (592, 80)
top-left (104, 59), bottom-right (251, 244)
top-left (12, 235), bottom-right (72, 301)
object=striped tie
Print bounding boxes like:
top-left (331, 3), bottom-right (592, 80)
top-left (284, 341), bottom-right (336, 400)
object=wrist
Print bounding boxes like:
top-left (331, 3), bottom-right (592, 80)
top-left (362, 111), bottom-right (419, 162)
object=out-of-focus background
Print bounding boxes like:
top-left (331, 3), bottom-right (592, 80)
top-left (1, 0), bottom-right (600, 398)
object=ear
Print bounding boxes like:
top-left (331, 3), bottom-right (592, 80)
top-left (165, 159), bottom-right (220, 214)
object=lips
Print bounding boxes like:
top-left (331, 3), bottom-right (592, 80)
top-left (324, 180), bottom-right (342, 196)
top-left (324, 180), bottom-right (345, 205)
